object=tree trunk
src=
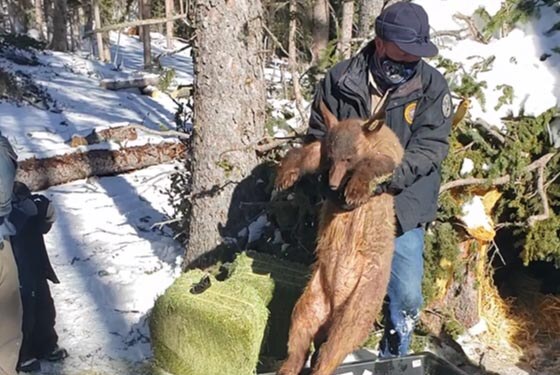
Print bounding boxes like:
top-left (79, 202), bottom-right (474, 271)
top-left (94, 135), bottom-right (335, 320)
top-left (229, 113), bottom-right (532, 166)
top-left (165, 0), bottom-right (174, 49)
top-left (357, 0), bottom-right (383, 39)
top-left (337, 0), bottom-right (354, 59)
top-left (51, 0), bottom-right (68, 51)
top-left (311, 0), bottom-right (329, 65)
top-left (43, 0), bottom-right (51, 41)
top-left (16, 142), bottom-right (185, 192)
top-left (92, 0), bottom-right (103, 59)
top-left (140, 0), bottom-right (152, 68)
top-left (34, 0), bottom-right (45, 40)
top-left (185, 0), bottom-right (266, 267)
top-left (7, 0), bottom-right (31, 34)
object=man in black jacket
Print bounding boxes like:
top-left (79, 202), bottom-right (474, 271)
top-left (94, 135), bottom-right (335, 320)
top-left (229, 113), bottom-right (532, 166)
top-left (307, 2), bottom-right (453, 357)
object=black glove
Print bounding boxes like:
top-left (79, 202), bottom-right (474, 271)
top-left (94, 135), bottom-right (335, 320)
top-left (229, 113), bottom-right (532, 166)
top-left (372, 180), bottom-right (401, 196)
top-left (32, 194), bottom-right (56, 234)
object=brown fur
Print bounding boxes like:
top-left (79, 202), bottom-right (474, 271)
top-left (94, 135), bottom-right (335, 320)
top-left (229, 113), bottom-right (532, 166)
top-left (274, 103), bottom-right (404, 375)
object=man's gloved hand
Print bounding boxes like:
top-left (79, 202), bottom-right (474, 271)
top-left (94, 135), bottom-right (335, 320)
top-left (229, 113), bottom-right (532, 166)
top-left (33, 195), bottom-right (56, 234)
top-left (371, 182), bottom-right (388, 196)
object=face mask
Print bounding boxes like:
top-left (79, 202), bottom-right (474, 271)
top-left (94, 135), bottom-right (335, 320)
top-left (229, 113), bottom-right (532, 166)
top-left (372, 54), bottom-right (419, 87)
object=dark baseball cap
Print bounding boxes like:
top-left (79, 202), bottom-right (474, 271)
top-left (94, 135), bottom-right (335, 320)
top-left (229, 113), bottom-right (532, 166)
top-left (375, 2), bottom-right (438, 58)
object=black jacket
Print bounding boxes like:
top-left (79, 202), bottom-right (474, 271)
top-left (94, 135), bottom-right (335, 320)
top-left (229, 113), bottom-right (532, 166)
top-left (307, 42), bottom-right (453, 233)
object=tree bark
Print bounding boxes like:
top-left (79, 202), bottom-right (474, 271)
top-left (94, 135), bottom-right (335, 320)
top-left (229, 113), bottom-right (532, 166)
top-left (92, 0), bottom-right (105, 60)
top-left (357, 0), bottom-right (383, 39)
top-left (34, 0), bottom-right (45, 40)
top-left (7, 0), bottom-right (32, 34)
top-left (288, 0), bottom-right (307, 126)
top-left (16, 142), bottom-right (185, 192)
top-left (140, 0), bottom-right (152, 68)
top-left (51, 0), bottom-right (68, 51)
top-left (311, 0), bottom-right (329, 65)
top-left (338, 0), bottom-right (354, 59)
top-left (165, 0), bottom-right (174, 49)
top-left (185, 0), bottom-right (266, 267)
top-left (43, 0), bottom-right (52, 41)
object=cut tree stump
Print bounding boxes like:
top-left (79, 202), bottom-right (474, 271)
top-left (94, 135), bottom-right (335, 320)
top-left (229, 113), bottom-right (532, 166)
top-left (16, 142), bottom-right (185, 191)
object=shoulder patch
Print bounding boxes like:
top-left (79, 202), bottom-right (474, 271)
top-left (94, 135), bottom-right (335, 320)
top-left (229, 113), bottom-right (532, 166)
top-left (442, 93), bottom-right (452, 119)
top-left (404, 102), bottom-right (417, 125)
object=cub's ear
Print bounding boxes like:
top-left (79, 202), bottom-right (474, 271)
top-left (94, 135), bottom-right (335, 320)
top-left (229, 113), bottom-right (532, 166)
top-left (319, 101), bottom-right (338, 130)
top-left (363, 117), bottom-right (384, 133)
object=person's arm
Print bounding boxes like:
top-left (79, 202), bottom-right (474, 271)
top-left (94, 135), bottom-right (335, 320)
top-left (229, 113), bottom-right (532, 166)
top-left (0, 134), bottom-right (17, 219)
top-left (387, 83), bottom-right (453, 193)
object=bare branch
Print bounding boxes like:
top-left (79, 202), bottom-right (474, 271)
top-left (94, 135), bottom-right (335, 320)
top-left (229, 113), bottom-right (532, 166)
top-left (432, 28), bottom-right (469, 40)
top-left (262, 23), bottom-right (289, 56)
top-left (473, 118), bottom-right (506, 144)
top-left (288, 0), bottom-right (308, 128)
top-left (218, 135), bottom-right (302, 158)
top-left (440, 152), bottom-right (557, 193)
top-left (527, 160), bottom-right (552, 226)
top-left (453, 13), bottom-right (487, 44)
top-left (83, 14), bottom-right (188, 37)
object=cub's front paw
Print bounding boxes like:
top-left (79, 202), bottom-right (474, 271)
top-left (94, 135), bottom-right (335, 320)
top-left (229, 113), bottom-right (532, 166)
top-left (275, 168), bottom-right (300, 191)
top-left (344, 175), bottom-right (370, 208)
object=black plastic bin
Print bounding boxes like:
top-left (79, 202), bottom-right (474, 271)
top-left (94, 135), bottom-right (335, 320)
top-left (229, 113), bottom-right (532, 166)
top-left (260, 352), bottom-right (468, 375)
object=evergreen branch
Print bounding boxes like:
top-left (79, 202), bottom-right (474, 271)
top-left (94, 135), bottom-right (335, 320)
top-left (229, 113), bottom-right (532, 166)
top-left (440, 152), bottom-right (557, 193)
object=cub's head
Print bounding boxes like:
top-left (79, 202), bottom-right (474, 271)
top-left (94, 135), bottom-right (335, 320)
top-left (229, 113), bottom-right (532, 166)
top-left (320, 102), bottom-right (392, 190)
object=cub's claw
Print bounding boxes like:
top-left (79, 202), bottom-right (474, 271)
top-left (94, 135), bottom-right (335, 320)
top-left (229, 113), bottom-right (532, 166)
top-left (344, 176), bottom-right (370, 208)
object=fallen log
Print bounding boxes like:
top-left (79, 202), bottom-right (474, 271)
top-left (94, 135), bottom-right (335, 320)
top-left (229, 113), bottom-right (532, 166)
top-left (100, 74), bottom-right (160, 90)
top-left (70, 126), bottom-right (138, 147)
top-left (16, 142), bottom-right (186, 191)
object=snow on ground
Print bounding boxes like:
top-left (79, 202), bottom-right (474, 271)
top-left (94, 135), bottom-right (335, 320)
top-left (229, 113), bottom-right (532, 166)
top-left (39, 163), bottom-right (183, 375)
top-left (0, 31), bottom-right (192, 160)
top-left (0, 31), bottom-right (191, 374)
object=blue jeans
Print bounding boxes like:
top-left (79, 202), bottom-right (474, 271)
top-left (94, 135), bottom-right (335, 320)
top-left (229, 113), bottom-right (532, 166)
top-left (379, 227), bottom-right (425, 358)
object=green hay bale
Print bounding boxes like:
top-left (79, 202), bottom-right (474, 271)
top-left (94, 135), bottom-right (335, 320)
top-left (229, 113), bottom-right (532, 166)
top-left (230, 251), bottom-right (309, 358)
top-left (150, 252), bottom-right (310, 375)
top-left (150, 268), bottom-right (272, 375)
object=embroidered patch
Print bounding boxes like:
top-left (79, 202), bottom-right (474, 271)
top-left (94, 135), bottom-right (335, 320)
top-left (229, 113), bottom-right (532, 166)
top-left (404, 102), bottom-right (417, 125)
top-left (442, 93), bottom-right (452, 118)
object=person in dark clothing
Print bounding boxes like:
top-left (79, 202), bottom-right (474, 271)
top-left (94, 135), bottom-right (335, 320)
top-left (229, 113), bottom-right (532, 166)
top-left (10, 182), bottom-right (68, 372)
top-left (306, 2), bottom-right (453, 357)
